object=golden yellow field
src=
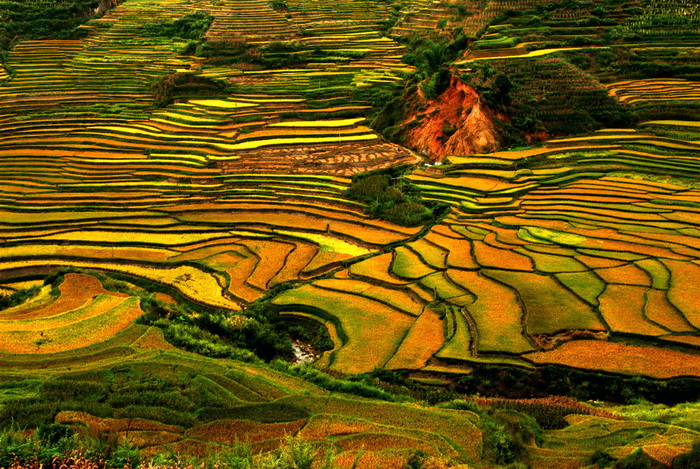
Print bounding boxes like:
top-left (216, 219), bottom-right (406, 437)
top-left (0, 273), bottom-right (145, 353)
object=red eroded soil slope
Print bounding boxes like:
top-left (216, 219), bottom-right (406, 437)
top-left (404, 76), bottom-right (501, 160)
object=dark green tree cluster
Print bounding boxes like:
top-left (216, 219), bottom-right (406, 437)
top-left (270, 362), bottom-right (399, 402)
top-left (188, 38), bottom-right (263, 65)
top-left (140, 12), bottom-right (213, 40)
top-left (437, 400), bottom-right (542, 466)
top-left (191, 39), bottom-right (365, 69)
top-left (0, 0), bottom-right (101, 51)
top-left (344, 166), bottom-right (442, 227)
top-left (152, 72), bottom-right (228, 107)
top-left (137, 291), bottom-right (295, 363)
top-left (402, 30), bottom-right (469, 99)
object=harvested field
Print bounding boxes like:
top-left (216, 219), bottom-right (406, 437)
top-left (526, 341), bottom-right (700, 379)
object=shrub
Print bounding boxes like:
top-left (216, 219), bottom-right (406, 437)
top-left (263, 436), bottom-right (336, 469)
top-left (487, 424), bottom-right (519, 465)
top-left (481, 410), bottom-right (541, 465)
top-left (0, 426), bottom-right (37, 467)
top-left (0, 0), bottom-right (101, 49)
top-left (283, 317), bottom-right (334, 352)
top-left (107, 440), bottom-right (141, 468)
top-left (195, 38), bottom-right (310, 68)
top-left (280, 436), bottom-right (316, 469)
top-left (196, 39), bottom-right (260, 61)
top-left (345, 174), bottom-right (402, 204)
top-left (36, 423), bottom-right (74, 447)
top-left (565, 36), bottom-right (598, 46)
top-left (156, 321), bottom-right (260, 362)
top-left (270, 361), bottom-right (398, 401)
top-left (181, 40), bottom-right (197, 55)
top-left (456, 364), bottom-right (700, 406)
top-left (597, 50), bottom-right (617, 67)
top-left (404, 450), bottom-right (430, 469)
top-left (212, 440), bottom-right (254, 469)
top-left (421, 68), bottom-right (451, 100)
top-left (0, 429), bottom-right (349, 469)
top-left (437, 399), bottom-right (483, 415)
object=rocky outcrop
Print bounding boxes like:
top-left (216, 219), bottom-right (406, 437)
top-left (403, 76), bottom-right (501, 161)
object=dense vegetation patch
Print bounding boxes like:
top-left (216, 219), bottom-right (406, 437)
top-left (345, 165), bottom-right (446, 227)
top-left (267, 0), bottom-right (289, 12)
top-left (401, 31), bottom-right (469, 99)
top-left (372, 0), bottom-right (700, 148)
top-left (191, 39), bottom-right (367, 69)
top-left (152, 72), bottom-right (228, 107)
top-left (460, 58), bottom-right (637, 145)
top-left (369, 30), bottom-right (470, 143)
top-left (0, 284), bottom-right (44, 311)
top-left (0, 0), bottom-right (102, 48)
top-left (140, 12), bottom-right (213, 41)
top-left (39, 269), bottom-right (293, 362)
top-left (270, 361), bottom-right (401, 402)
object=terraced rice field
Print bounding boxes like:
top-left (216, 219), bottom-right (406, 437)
top-left (0, 0), bottom-right (417, 384)
top-left (0, 0), bottom-right (428, 314)
top-left (396, 124), bottom-right (700, 375)
top-left (393, 0), bottom-right (551, 38)
top-left (257, 120), bottom-right (700, 378)
top-left (0, 26), bottom-right (420, 308)
top-left (608, 79), bottom-right (700, 105)
top-left (0, 273), bottom-right (145, 353)
top-left (0, 275), bottom-right (483, 466)
top-left (0, 275), bottom-right (692, 468)
top-left (3, 0), bottom-right (700, 465)
top-left (531, 412), bottom-right (699, 467)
